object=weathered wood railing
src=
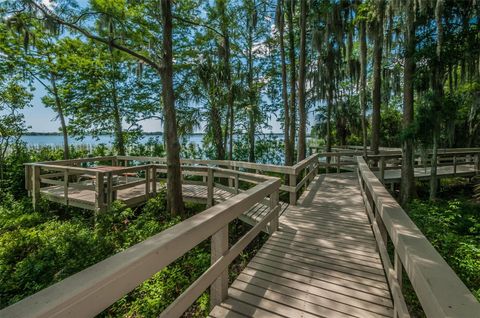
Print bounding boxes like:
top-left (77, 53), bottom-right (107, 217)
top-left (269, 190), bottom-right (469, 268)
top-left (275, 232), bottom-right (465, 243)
top-left (316, 151), bottom-right (362, 172)
top-left (26, 153), bottom-right (368, 211)
top-left (367, 149), bottom-right (480, 183)
top-left (116, 154), bottom-right (321, 205)
top-left (356, 156), bottom-right (480, 317)
top-left (2, 168), bottom-right (281, 318)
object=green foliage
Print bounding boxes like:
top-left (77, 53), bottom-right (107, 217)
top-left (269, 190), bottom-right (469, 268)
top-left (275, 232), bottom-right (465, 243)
top-left (408, 199), bottom-right (480, 299)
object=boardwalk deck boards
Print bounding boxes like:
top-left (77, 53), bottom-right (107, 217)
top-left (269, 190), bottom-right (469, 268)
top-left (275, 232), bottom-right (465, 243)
top-left (210, 173), bottom-right (394, 317)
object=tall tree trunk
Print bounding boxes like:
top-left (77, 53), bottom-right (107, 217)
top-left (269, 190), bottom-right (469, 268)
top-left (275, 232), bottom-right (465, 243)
top-left (399, 0), bottom-right (416, 207)
top-left (326, 86), bottom-right (333, 154)
top-left (225, 33), bottom-right (234, 161)
top-left (326, 46), bottom-right (334, 154)
top-left (430, 0), bottom-right (444, 200)
top-left (371, 1), bottom-right (384, 155)
top-left (160, 0), bottom-right (184, 216)
top-left (359, 19), bottom-right (367, 157)
top-left (211, 102), bottom-right (225, 160)
top-left (218, 1), bottom-right (234, 161)
top-left (297, 0), bottom-right (307, 162)
top-left (429, 127), bottom-right (439, 200)
top-left (50, 73), bottom-right (69, 160)
top-left (278, 0), bottom-right (291, 166)
top-left (108, 27), bottom-right (126, 156)
top-left (110, 75), bottom-right (126, 156)
top-left (247, 18), bottom-right (256, 163)
top-left (287, 0), bottom-right (296, 162)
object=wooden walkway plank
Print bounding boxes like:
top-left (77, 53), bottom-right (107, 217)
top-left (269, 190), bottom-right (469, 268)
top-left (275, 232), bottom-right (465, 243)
top-left (211, 173), bottom-right (394, 317)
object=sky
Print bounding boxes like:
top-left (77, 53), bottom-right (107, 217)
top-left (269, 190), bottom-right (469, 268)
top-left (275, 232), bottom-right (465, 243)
top-left (24, 0), bottom-right (312, 134)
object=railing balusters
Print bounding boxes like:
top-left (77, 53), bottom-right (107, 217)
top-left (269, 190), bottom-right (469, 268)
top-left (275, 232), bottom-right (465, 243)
top-left (289, 173), bottom-right (296, 205)
top-left (32, 166), bottom-right (40, 210)
top-left (151, 166), bottom-right (157, 195)
top-left (63, 169), bottom-right (69, 205)
top-left (95, 172), bottom-right (105, 214)
top-left (145, 167), bottom-right (150, 198)
top-left (207, 168), bottom-right (214, 207)
top-left (210, 225), bottom-right (229, 309)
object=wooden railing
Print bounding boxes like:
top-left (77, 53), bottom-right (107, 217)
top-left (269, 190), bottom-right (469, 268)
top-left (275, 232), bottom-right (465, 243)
top-left (367, 149), bottom-right (480, 183)
top-left (2, 167), bottom-right (282, 318)
top-left (356, 156), bottom-right (480, 317)
top-left (116, 154), bottom-right (321, 205)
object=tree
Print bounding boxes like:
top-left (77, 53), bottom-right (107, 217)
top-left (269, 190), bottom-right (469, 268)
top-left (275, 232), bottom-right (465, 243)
top-left (0, 78), bottom-right (31, 180)
top-left (14, 0), bottom-right (186, 216)
top-left (286, 0), bottom-right (296, 162)
top-left (297, 0), bottom-right (307, 161)
top-left (276, 0), bottom-right (292, 166)
top-left (399, 0), bottom-right (416, 207)
top-left (370, 0), bottom-right (384, 155)
top-left (358, 3), bottom-right (368, 156)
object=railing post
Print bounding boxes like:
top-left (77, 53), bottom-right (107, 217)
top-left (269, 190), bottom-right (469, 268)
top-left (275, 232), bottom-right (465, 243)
top-left (151, 165), bottom-right (157, 195)
top-left (380, 157), bottom-right (385, 184)
top-left (228, 164), bottom-right (234, 188)
top-left (336, 154), bottom-right (340, 173)
top-left (207, 168), bottom-right (214, 207)
top-left (289, 173), bottom-right (296, 205)
top-left (268, 190), bottom-right (279, 233)
top-left (95, 172), bottom-right (105, 214)
top-left (64, 169), bottom-right (69, 205)
top-left (234, 173), bottom-right (239, 194)
top-left (393, 251), bottom-right (404, 317)
top-left (25, 165), bottom-right (32, 196)
top-left (106, 172), bottom-right (113, 208)
top-left (453, 155), bottom-right (457, 175)
top-left (32, 165), bottom-right (40, 210)
top-left (475, 154), bottom-right (479, 175)
top-left (145, 167), bottom-right (150, 198)
top-left (210, 225), bottom-right (228, 309)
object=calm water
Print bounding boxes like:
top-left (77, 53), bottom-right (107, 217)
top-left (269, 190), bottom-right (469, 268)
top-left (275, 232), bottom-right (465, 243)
top-left (21, 134), bottom-right (285, 147)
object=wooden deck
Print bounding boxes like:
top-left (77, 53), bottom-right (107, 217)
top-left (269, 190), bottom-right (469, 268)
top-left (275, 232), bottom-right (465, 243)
top-left (40, 182), bottom-right (234, 207)
top-left (41, 182), bottom-right (289, 227)
top-left (376, 164), bottom-right (477, 183)
top-left (210, 173), bottom-right (393, 318)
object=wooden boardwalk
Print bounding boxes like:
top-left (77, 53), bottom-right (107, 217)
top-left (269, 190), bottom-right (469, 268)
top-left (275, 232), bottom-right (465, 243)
top-left (376, 164), bottom-right (477, 183)
top-left (210, 173), bottom-right (393, 318)
top-left (9, 154), bottom-right (479, 318)
top-left (40, 182), bottom-right (289, 227)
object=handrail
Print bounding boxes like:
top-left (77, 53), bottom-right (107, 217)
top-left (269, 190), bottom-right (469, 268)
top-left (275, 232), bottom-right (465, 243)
top-left (26, 153), bottom-right (321, 209)
top-left (356, 156), bottom-right (480, 317)
top-left (2, 168), bottom-right (281, 318)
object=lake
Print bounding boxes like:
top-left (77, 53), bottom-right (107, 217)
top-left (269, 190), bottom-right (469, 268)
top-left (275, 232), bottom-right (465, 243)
top-left (21, 133), bottom-right (286, 148)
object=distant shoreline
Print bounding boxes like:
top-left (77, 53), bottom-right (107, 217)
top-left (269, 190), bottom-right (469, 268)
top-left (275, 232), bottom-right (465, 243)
top-left (25, 132), bottom-right (287, 136)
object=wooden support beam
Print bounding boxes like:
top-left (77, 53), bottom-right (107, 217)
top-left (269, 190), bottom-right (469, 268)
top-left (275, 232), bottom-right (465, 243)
top-left (380, 157), bottom-right (385, 183)
top-left (63, 169), bottom-right (69, 205)
top-left (95, 172), bottom-right (105, 214)
top-left (106, 172), bottom-right (113, 208)
top-left (207, 168), bottom-right (214, 207)
top-left (210, 225), bottom-right (229, 309)
top-left (152, 166), bottom-right (157, 195)
top-left (289, 174), bottom-right (296, 205)
top-left (32, 166), bottom-right (41, 210)
top-left (145, 167), bottom-right (150, 198)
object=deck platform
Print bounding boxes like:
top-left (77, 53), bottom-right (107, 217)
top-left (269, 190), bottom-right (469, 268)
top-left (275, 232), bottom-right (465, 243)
top-left (210, 173), bottom-right (393, 318)
top-left (376, 164), bottom-right (477, 183)
top-left (40, 182), bottom-right (289, 227)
